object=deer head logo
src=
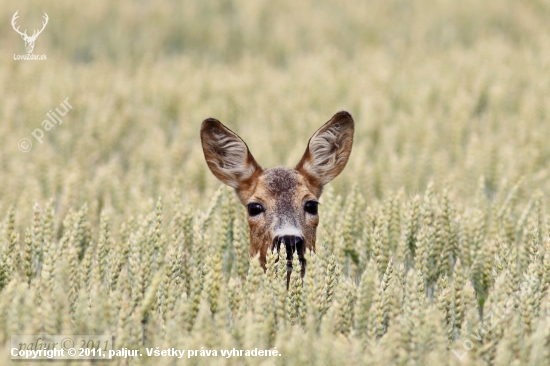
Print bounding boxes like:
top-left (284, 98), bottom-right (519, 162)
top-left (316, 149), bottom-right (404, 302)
top-left (201, 111), bottom-right (354, 287)
top-left (11, 11), bottom-right (49, 54)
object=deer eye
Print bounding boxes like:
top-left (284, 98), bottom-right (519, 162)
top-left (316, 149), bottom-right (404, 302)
top-left (304, 201), bottom-right (319, 215)
top-left (247, 203), bottom-right (264, 216)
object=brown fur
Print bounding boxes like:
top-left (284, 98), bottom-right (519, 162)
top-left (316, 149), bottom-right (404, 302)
top-left (245, 168), bottom-right (319, 267)
top-left (200, 111), bottom-right (354, 277)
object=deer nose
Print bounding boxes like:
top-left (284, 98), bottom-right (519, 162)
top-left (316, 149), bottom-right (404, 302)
top-left (273, 235), bottom-right (305, 259)
top-left (273, 235), bottom-right (307, 289)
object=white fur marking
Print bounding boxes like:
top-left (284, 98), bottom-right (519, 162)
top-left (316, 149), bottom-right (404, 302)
top-left (274, 226), bottom-right (303, 239)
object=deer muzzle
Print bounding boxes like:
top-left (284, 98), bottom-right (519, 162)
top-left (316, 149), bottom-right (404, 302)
top-left (273, 235), bottom-right (306, 289)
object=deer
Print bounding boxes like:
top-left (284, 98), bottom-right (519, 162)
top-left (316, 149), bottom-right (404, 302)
top-left (200, 111), bottom-right (354, 287)
top-left (11, 11), bottom-right (49, 54)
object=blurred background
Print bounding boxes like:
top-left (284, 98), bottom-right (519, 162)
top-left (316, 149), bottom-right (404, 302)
top-left (1, 0), bottom-right (550, 223)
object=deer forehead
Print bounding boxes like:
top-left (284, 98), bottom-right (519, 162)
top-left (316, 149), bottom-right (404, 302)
top-left (252, 167), bottom-right (314, 209)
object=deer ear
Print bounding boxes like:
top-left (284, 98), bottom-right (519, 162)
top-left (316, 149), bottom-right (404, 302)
top-left (295, 111), bottom-right (354, 188)
top-left (201, 118), bottom-right (262, 190)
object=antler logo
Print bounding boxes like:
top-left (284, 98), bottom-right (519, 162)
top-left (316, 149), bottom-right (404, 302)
top-left (11, 11), bottom-right (49, 54)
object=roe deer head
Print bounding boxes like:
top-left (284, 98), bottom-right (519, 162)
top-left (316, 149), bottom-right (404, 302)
top-left (200, 111), bottom-right (354, 287)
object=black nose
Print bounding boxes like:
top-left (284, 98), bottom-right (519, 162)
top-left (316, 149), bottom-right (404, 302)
top-left (272, 236), bottom-right (306, 289)
top-left (273, 235), bottom-right (304, 260)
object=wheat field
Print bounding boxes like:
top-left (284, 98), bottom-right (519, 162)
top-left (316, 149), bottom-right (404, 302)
top-left (1, 0), bottom-right (550, 364)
